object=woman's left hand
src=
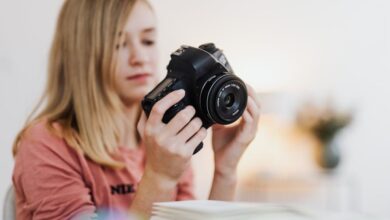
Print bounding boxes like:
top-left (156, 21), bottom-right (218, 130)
top-left (211, 84), bottom-right (261, 176)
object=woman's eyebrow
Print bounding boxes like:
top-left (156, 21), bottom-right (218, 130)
top-left (142, 27), bottom-right (156, 33)
top-left (121, 27), bottom-right (156, 37)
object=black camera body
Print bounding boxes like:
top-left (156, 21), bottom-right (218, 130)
top-left (141, 43), bottom-right (248, 154)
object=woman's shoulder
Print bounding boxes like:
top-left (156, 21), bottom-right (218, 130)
top-left (22, 119), bottom-right (61, 139)
top-left (22, 119), bottom-right (63, 142)
top-left (14, 119), bottom-right (86, 183)
top-left (16, 119), bottom-right (79, 162)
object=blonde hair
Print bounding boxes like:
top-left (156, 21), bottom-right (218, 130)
top-left (13, 0), bottom-right (150, 168)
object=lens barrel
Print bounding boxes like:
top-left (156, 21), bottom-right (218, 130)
top-left (200, 74), bottom-right (247, 124)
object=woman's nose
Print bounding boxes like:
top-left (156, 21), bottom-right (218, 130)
top-left (128, 44), bottom-right (149, 67)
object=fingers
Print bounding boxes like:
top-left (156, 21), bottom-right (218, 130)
top-left (176, 117), bottom-right (203, 143)
top-left (246, 97), bottom-right (260, 121)
top-left (164, 106), bottom-right (196, 136)
top-left (245, 83), bottom-right (261, 109)
top-left (244, 84), bottom-right (261, 126)
top-left (242, 108), bottom-right (253, 124)
top-left (234, 97), bottom-right (260, 146)
top-left (241, 96), bottom-right (260, 135)
top-left (148, 89), bottom-right (185, 126)
top-left (185, 127), bottom-right (207, 151)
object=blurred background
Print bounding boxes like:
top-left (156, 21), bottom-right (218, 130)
top-left (0, 0), bottom-right (389, 218)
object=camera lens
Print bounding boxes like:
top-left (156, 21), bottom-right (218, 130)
top-left (199, 74), bottom-right (247, 124)
top-left (223, 94), bottom-right (235, 108)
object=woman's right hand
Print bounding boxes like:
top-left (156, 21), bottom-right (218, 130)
top-left (137, 89), bottom-right (207, 185)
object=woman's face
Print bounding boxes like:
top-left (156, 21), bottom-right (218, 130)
top-left (115, 1), bottom-right (159, 105)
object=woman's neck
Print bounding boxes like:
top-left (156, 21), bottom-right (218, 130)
top-left (119, 103), bottom-right (141, 149)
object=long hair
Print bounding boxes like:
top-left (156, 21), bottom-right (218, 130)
top-left (13, 0), bottom-right (149, 168)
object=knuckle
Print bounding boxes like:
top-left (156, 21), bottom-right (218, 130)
top-left (152, 105), bottom-right (165, 115)
top-left (168, 148), bottom-right (186, 159)
top-left (181, 153), bottom-right (191, 160)
top-left (164, 144), bottom-right (187, 157)
top-left (175, 150), bottom-right (189, 159)
top-left (168, 141), bottom-right (178, 149)
top-left (155, 136), bottom-right (166, 146)
top-left (144, 126), bottom-right (154, 136)
top-left (166, 146), bottom-right (177, 155)
top-left (170, 144), bottom-right (178, 150)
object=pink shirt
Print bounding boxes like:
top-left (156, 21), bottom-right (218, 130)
top-left (12, 121), bottom-right (194, 219)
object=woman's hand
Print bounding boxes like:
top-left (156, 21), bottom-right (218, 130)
top-left (211, 84), bottom-right (261, 177)
top-left (137, 89), bottom-right (207, 186)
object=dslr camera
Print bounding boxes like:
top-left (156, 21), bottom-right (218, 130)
top-left (141, 43), bottom-right (248, 154)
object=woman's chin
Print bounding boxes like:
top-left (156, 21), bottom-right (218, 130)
top-left (121, 88), bottom-right (151, 105)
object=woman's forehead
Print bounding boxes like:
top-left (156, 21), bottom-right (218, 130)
top-left (122, 1), bottom-right (156, 35)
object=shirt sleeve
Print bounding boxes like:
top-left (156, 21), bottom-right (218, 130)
top-left (13, 124), bottom-right (96, 220)
top-left (176, 164), bottom-right (196, 201)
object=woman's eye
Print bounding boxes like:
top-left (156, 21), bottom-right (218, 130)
top-left (142, 39), bottom-right (155, 46)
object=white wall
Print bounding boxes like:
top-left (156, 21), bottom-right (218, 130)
top-left (1, 0), bottom-right (389, 218)
top-left (0, 0), bottom-right (64, 217)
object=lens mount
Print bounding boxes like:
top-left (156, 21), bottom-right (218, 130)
top-left (200, 74), bottom-right (247, 124)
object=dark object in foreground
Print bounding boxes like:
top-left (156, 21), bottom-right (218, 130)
top-left (142, 43), bottom-right (248, 154)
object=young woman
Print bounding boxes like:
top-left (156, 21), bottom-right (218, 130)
top-left (12, 0), bottom-right (260, 219)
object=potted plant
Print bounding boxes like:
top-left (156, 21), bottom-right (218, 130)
top-left (296, 100), bottom-right (353, 170)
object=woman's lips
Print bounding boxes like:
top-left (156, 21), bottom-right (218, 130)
top-left (126, 73), bottom-right (151, 82)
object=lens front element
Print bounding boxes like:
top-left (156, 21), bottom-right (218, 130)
top-left (201, 74), bottom-right (248, 124)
